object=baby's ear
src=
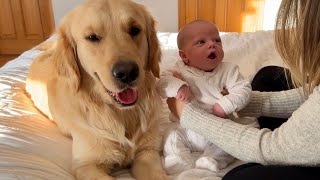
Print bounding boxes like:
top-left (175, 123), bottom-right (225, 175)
top-left (179, 50), bottom-right (189, 64)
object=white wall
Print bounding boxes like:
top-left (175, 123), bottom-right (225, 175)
top-left (133, 0), bottom-right (178, 32)
top-left (52, 0), bottom-right (86, 27)
top-left (263, 0), bottom-right (282, 30)
top-left (52, 0), bottom-right (178, 32)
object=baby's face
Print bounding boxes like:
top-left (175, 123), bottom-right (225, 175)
top-left (180, 22), bottom-right (224, 72)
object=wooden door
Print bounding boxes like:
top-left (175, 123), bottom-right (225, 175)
top-left (178, 0), bottom-right (265, 32)
top-left (0, 0), bottom-right (54, 59)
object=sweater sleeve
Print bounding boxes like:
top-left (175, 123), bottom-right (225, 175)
top-left (216, 64), bottom-right (251, 115)
top-left (239, 88), bottom-right (306, 118)
top-left (180, 86), bottom-right (320, 165)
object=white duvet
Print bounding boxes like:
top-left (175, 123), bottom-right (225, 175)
top-left (0, 31), bottom-right (283, 180)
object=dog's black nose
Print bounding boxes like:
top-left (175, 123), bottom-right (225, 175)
top-left (112, 61), bottom-right (139, 83)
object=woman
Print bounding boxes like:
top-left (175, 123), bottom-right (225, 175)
top-left (167, 0), bottom-right (320, 179)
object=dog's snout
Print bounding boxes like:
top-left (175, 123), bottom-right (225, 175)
top-left (112, 61), bottom-right (139, 83)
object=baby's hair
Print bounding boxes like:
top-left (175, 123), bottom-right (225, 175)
top-left (177, 20), bottom-right (216, 50)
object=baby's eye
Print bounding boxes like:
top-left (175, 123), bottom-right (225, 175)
top-left (197, 40), bottom-right (205, 45)
top-left (214, 39), bottom-right (222, 45)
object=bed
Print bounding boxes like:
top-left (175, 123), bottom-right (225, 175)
top-left (0, 30), bottom-right (283, 180)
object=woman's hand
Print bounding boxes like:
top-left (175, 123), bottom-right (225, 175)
top-left (167, 97), bottom-right (186, 119)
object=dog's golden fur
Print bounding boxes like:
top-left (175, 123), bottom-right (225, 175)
top-left (26, 0), bottom-right (167, 179)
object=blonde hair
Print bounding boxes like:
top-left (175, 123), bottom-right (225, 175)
top-left (275, 0), bottom-right (320, 95)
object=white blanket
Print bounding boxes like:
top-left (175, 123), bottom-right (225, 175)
top-left (0, 31), bottom-right (283, 180)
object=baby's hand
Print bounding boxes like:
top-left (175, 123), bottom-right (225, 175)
top-left (221, 87), bottom-right (229, 96)
top-left (212, 103), bottom-right (227, 118)
top-left (176, 85), bottom-right (193, 103)
top-left (173, 71), bottom-right (183, 80)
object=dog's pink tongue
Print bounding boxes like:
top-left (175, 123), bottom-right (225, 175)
top-left (117, 88), bottom-right (138, 104)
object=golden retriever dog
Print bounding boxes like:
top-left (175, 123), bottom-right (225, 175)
top-left (26, 0), bottom-right (168, 179)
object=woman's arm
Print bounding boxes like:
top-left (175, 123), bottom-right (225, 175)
top-left (239, 88), bottom-right (306, 118)
top-left (178, 86), bottom-right (320, 165)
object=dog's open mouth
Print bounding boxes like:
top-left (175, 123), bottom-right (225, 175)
top-left (208, 52), bottom-right (216, 59)
top-left (94, 72), bottom-right (138, 106)
top-left (106, 88), bottom-right (138, 106)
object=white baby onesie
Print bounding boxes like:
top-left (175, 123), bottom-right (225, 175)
top-left (158, 60), bottom-right (252, 174)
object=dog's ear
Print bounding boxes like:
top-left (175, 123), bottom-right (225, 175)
top-left (145, 11), bottom-right (161, 78)
top-left (54, 20), bottom-right (81, 92)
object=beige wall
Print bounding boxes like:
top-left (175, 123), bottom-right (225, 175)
top-left (52, 0), bottom-right (280, 32)
top-left (52, 0), bottom-right (178, 32)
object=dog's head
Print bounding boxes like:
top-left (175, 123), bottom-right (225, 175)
top-left (53, 0), bottom-right (161, 108)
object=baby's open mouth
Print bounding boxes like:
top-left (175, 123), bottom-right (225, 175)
top-left (106, 88), bottom-right (138, 106)
top-left (208, 52), bottom-right (216, 59)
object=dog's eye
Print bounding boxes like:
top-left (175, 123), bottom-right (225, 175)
top-left (129, 27), bottom-right (140, 37)
top-left (86, 34), bottom-right (101, 42)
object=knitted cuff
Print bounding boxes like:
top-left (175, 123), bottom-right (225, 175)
top-left (238, 91), bottom-right (264, 117)
top-left (217, 96), bottom-right (235, 115)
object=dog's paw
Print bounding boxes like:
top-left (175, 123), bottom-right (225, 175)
top-left (75, 166), bottom-right (116, 180)
top-left (96, 176), bottom-right (116, 180)
top-left (150, 169), bottom-right (169, 180)
top-left (78, 174), bottom-right (115, 180)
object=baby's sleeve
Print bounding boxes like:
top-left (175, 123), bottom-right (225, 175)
top-left (156, 66), bottom-right (188, 99)
top-left (157, 64), bottom-right (188, 99)
top-left (217, 64), bottom-right (252, 115)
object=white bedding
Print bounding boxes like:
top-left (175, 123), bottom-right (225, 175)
top-left (0, 31), bottom-right (283, 180)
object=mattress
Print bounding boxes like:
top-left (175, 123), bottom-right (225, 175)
top-left (0, 31), bottom-right (283, 180)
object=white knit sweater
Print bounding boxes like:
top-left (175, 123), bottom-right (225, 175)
top-left (158, 61), bottom-right (251, 115)
top-left (180, 86), bottom-right (320, 166)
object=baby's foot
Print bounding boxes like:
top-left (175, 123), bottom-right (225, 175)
top-left (164, 154), bottom-right (194, 175)
top-left (195, 156), bottom-right (219, 172)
